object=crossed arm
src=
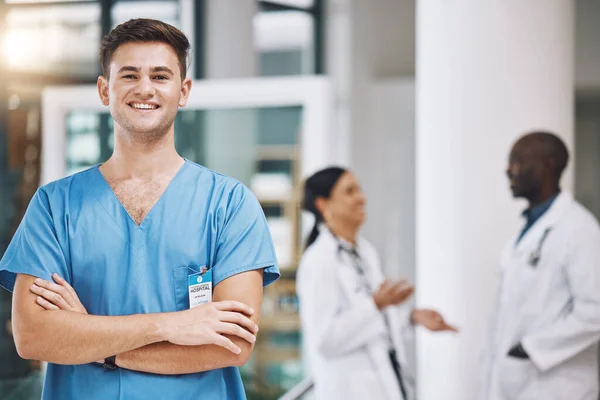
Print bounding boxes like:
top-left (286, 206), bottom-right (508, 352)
top-left (12, 270), bottom-right (263, 375)
top-left (116, 271), bottom-right (263, 374)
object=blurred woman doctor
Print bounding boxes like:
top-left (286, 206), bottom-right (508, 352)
top-left (297, 167), bottom-right (457, 400)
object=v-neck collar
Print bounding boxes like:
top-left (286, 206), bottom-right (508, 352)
top-left (91, 158), bottom-right (189, 232)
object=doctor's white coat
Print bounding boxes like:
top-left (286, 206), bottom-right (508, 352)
top-left (482, 191), bottom-right (600, 400)
top-left (297, 227), bottom-right (414, 400)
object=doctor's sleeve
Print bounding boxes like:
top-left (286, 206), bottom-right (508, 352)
top-left (522, 221), bottom-right (600, 372)
top-left (370, 246), bottom-right (415, 344)
top-left (0, 188), bottom-right (70, 292)
top-left (297, 252), bottom-right (387, 358)
top-left (211, 183), bottom-right (279, 288)
top-left (397, 303), bottom-right (416, 342)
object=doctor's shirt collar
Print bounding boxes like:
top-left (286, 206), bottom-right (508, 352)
top-left (320, 223), bottom-right (360, 253)
top-left (522, 192), bottom-right (560, 223)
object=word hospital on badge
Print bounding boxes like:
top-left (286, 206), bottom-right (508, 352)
top-left (188, 268), bottom-right (212, 308)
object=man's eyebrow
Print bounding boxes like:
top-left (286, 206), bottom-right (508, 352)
top-left (116, 66), bottom-right (175, 75)
top-left (151, 66), bottom-right (175, 75)
top-left (116, 66), bottom-right (140, 74)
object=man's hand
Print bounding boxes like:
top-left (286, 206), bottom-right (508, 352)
top-left (411, 309), bottom-right (459, 332)
top-left (161, 301), bottom-right (258, 354)
top-left (31, 274), bottom-right (259, 355)
top-left (30, 274), bottom-right (88, 314)
top-left (373, 279), bottom-right (415, 310)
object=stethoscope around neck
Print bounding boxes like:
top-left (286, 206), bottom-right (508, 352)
top-left (528, 227), bottom-right (552, 267)
top-left (333, 234), bottom-right (376, 294)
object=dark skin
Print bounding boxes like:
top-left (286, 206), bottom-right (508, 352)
top-left (506, 135), bottom-right (563, 208)
top-left (505, 132), bottom-right (567, 359)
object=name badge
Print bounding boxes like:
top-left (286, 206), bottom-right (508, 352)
top-left (188, 267), bottom-right (212, 308)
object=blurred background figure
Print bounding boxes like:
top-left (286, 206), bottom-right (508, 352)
top-left (482, 132), bottom-right (600, 400)
top-left (297, 167), bottom-right (457, 400)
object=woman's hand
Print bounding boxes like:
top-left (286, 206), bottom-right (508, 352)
top-left (411, 309), bottom-right (458, 332)
top-left (373, 279), bottom-right (415, 310)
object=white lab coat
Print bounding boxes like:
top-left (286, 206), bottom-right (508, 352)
top-left (296, 227), bottom-right (415, 400)
top-left (482, 191), bottom-right (600, 400)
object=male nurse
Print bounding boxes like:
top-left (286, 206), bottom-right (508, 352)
top-left (0, 18), bottom-right (279, 400)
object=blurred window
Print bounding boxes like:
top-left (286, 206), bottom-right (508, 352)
top-left (257, 0), bottom-right (323, 75)
top-left (256, 10), bottom-right (314, 76)
top-left (3, 3), bottom-right (101, 78)
top-left (112, 0), bottom-right (179, 28)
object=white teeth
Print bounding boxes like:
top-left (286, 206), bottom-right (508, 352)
top-left (131, 103), bottom-right (157, 110)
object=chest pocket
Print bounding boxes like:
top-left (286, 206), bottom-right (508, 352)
top-left (502, 227), bottom-right (563, 316)
top-left (499, 245), bottom-right (540, 309)
top-left (173, 264), bottom-right (208, 311)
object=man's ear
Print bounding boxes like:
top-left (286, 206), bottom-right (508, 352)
top-left (178, 77), bottom-right (192, 107)
top-left (97, 76), bottom-right (109, 106)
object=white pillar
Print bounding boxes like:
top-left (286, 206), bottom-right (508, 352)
top-left (415, 2), bottom-right (574, 400)
top-left (203, 0), bottom-right (257, 184)
top-left (325, 0), bottom-right (353, 168)
top-left (326, 0), bottom-right (417, 268)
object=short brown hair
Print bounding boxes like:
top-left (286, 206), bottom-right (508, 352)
top-left (100, 19), bottom-right (190, 81)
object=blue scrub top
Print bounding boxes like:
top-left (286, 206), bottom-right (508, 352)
top-left (0, 160), bottom-right (280, 400)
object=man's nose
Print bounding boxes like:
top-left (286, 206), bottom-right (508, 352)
top-left (506, 164), bottom-right (519, 178)
top-left (134, 76), bottom-right (156, 98)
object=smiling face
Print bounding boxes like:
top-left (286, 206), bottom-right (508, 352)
top-left (318, 172), bottom-right (367, 228)
top-left (97, 41), bottom-right (191, 144)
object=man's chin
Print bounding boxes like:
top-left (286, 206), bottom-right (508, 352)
top-left (356, 213), bottom-right (366, 226)
top-left (510, 188), bottom-right (524, 198)
top-left (121, 120), bottom-right (170, 135)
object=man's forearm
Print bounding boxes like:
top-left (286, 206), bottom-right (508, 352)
top-left (115, 269), bottom-right (263, 375)
top-left (14, 309), bottom-right (166, 365)
top-left (13, 274), bottom-right (170, 365)
top-left (116, 335), bottom-right (254, 374)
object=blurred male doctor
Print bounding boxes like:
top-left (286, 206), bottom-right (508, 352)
top-left (482, 131), bottom-right (600, 400)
